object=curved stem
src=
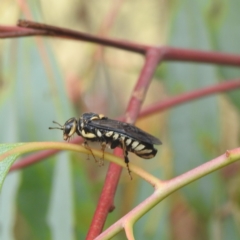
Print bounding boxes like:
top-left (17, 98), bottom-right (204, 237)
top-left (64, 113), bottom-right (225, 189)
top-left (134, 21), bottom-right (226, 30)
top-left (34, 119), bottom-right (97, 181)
top-left (95, 148), bottom-right (240, 239)
top-left (2, 142), bottom-right (160, 186)
top-left (10, 78), bottom-right (240, 172)
top-left (125, 221), bottom-right (135, 240)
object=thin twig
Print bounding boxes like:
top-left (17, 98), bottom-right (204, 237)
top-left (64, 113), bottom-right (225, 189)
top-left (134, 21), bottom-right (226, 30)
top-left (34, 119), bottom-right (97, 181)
top-left (95, 148), bottom-right (240, 239)
top-left (140, 79), bottom-right (240, 117)
top-left (17, 20), bottom-right (148, 54)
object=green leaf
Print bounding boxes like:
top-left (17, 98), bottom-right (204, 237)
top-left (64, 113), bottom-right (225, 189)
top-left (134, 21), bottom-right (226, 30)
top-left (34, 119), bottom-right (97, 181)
top-left (0, 143), bottom-right (23, 189)
top-left (2, 36), bottom-right (74, 239)
top-left (207, 0), bottom-right (240, 109)
top-left (165, 0), bottom-right (224, 224)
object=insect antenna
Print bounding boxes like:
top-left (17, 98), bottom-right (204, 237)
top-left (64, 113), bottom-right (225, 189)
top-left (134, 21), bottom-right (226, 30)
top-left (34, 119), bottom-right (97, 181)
top-left (49, 121), bottom-right (64, 130)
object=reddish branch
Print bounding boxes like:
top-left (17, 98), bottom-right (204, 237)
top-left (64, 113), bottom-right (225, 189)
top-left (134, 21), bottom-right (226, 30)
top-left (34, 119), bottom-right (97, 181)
top-left (140, 79), bottom-right (240, 118)
top-left (2, 20), bottom-right (240, 238)
top-left (1, 20), bottom-right (240, 66)
top-left (86, 48), bottom-right (165, 239)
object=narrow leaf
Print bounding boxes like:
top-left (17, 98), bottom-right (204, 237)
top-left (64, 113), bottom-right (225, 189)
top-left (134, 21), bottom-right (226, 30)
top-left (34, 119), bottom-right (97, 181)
top-left (0, 143), bottom-right (24, 189)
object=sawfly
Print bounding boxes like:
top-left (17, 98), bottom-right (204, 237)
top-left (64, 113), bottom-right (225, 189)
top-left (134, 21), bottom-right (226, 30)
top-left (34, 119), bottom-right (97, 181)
top-left (49, 112), bottom-right (161, 178)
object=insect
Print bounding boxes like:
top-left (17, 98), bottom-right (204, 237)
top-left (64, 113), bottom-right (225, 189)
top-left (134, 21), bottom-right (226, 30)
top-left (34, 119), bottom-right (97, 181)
top-left (49, 112), bottom-right (161, 178)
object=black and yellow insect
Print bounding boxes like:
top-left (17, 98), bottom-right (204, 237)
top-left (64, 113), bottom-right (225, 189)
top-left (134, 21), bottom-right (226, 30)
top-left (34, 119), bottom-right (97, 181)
top-left (49, 112), bottom-right (161, 178)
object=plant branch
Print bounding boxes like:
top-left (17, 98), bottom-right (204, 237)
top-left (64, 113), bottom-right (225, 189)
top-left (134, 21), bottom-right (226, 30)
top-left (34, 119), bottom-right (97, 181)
top-left (1, 20), bottom-right (240, 67)
top-left (140, 78), bottom-right (240, 117)
top-left (9, 137), bottom-right (82, 171)
top-left (125, 222), bottom-right (135, 240)
top-left (95, 148), bottom-right (240, 239)
top-left (86, 48), bottom-right (165, 239)
top-left (17, 20), bottom-right (148, 54)
top-left (1, 142), bottom-right (161, 188)
top-left (163, 47), bottom-right (240, 66)
top-left (0, 26), bottom-right (48, 38)
top-left (10, 78), bottom-right (240, 172)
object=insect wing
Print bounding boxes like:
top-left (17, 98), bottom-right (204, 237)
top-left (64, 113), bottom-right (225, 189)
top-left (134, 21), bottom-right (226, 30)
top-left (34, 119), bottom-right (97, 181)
top-left (87, 118), bottom-right (161, 145)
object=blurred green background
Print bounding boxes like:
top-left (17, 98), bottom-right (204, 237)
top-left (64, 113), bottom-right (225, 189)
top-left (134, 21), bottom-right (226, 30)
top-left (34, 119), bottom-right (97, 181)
top-left (0, 0), bottom-right (240, 239)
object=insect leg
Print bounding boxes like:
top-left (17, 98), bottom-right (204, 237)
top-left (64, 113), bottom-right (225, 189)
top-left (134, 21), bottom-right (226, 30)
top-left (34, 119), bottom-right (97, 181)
top-left (120, 138), bottom-right (132, 180)
top-left (82, 141), bottom-right (98, 163)
top-left (124, 151), bottom-right (132, 180)
top-left (99, 142), bottom-right (106, 166)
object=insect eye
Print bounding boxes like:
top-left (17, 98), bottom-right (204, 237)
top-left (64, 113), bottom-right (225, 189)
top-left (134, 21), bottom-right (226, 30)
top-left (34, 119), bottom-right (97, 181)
top-left (63, 119), bottom-right (77, 140)
top-left (64, 124), bottom-right (72, 134)
top-left (49, 118), bottom-right (78, 141)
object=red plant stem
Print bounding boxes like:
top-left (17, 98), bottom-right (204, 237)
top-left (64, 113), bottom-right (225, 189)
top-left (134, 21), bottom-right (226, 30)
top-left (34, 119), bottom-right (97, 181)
top-left (86, 48), bottom-right (166, 239)
top-left (16, 20), bottom-right (148, 54)
top-left (10, 149), bottom-right (58, 171)
top-left (125, 48), bottom-right (166, 122)
top-left (140, 79), bottom-right (240, 117)
top-left (163, 47), bottom-right (240, 66)
top-left (0, 26), bottom-right (48, 38)
top-left (0, 26), bottom-right (29, 32)
top-left (9, 78), bottom-right (240, 172)
top-left (1, 20), bottom-right (240, 67)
